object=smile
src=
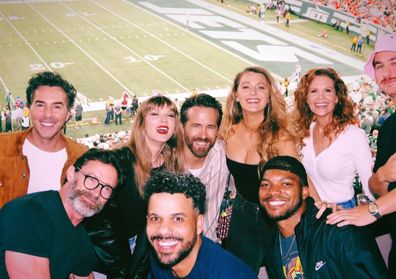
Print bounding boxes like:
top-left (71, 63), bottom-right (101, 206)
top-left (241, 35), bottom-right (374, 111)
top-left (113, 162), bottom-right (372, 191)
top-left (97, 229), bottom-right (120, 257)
top-left (156, 126), bottom-right (169, 134)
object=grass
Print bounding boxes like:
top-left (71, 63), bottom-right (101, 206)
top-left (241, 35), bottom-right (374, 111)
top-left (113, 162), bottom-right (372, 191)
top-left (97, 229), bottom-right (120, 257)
top-left (0, 0), bottom-right (373, 139)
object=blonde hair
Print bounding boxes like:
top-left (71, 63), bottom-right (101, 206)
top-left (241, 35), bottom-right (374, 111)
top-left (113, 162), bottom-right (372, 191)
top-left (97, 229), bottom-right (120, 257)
top-left (293, 67), bottom-right (356, 145)
top-left (126, 95), bottom-right (184, 195)
top-left (220, 66), bottom-right (297, 163)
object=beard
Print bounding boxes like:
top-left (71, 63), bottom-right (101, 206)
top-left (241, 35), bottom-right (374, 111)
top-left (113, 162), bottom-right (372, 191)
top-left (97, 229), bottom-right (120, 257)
top-left (263, 192), bottom-right (303, 222)
top-left (185, 136), bottom-right (215, 158)
top-left (150, 234), bottom-right (197, 268)
top-left (67, 182), bottom-right (104, 217)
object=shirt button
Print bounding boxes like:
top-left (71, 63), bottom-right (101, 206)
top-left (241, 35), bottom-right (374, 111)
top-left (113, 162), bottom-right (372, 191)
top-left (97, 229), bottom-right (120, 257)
top-left (21, 173), bottom-right (26, 178)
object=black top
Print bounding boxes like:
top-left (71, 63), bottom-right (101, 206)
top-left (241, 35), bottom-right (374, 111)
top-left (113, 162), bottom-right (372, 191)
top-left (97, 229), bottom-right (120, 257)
top-left (226, 157), bottom-right (260, 204)
top-left (374, 112), bottom-right (396, 192)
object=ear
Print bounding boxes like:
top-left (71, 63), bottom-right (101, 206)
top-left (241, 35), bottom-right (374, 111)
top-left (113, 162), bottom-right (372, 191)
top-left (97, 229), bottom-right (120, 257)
top-left (302, 186), bottom-right (310, 200)
top-left (66, 165), bottom-right (76, 182)
top-left (196, 214), bottom-right (204, 235)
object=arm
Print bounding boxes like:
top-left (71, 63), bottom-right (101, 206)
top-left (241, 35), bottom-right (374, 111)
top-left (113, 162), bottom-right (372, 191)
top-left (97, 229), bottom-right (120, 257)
top-left (326, 188), bottom-right (396, 226)
top-left (5, 251), bottom-right (50, 279)
top-left (340, 227), bottom-right (388, 278)
top-left (369, 153), bottom-right (396, 196)
top-left (276, 139), bottom-right (299, 159)
top-left (353, 129), bottom-right (375, 200)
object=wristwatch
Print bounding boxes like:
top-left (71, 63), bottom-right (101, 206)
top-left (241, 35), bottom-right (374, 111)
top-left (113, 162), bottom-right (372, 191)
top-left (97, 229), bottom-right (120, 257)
top-left (368, 202), bottom-right (382, 220)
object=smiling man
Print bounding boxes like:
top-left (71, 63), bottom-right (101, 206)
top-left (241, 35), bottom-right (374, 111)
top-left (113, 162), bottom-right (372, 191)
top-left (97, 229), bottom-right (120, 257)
top-left (144, 171), bottom-right (256, 279)
top-left (180, 93), bottom-right (232, 243)
top-left (0, 71), bottom-right (87, 208)
top-left (259, 156), bottom-right (388, 279)
top-left (0, 148), bottom-right (123, 278)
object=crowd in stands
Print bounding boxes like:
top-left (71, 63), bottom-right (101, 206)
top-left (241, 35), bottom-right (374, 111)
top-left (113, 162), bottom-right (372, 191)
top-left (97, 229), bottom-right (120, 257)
top-left (312, 0), bottom-right (396, 30)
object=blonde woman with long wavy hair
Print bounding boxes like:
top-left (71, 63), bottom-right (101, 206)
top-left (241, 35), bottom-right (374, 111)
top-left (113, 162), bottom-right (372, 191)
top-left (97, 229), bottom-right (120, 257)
top-left (84, 95), bottom-right (184, 278)
top-left (219, 66), bottom-right (298, 273)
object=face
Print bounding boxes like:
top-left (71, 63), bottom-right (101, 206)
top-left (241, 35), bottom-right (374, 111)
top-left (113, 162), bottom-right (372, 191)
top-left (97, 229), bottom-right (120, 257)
top-left (147, 193), bottom-right (203, 268)
top-left (236, 71), bottom-right (270, 114)
top-left (306, 75), bottom-right (338, 122)
top-left (184, 106), bottom-right (218, 158)
top-left (144, 105), bottom-right (176, 147)
top-left (374, 51), bottom-right (396, 100)
top-left (67, 160), bottom-right (118, 218)
top-left (29, 86), bottom-right (71, 144)
top-left (259, 169), bottom-right (308, 221)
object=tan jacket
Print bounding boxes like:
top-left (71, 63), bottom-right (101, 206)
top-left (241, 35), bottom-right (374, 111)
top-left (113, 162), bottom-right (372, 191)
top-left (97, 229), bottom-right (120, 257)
top-left (0, 127), bottom-right (88, 207)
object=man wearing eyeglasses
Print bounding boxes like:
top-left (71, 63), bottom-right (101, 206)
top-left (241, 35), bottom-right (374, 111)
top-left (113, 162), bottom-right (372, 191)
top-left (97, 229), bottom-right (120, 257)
top-left (0, 148), bottom-right (123, 279)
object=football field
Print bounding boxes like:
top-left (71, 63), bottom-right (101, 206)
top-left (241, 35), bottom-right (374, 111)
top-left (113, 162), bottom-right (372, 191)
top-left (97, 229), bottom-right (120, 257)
top-left (0, 0), bottom-right (368, 107)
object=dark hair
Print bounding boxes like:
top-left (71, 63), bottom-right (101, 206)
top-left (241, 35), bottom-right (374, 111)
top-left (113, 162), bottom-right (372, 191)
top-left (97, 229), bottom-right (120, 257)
top-left (180, 93), bottom-right (223, 127)
top-left (26, 71), bottom-right (77, 109)
top-left (144, 171), bottom-right (206, 214)
top-left (74, 148), bottom-right (124, 189)
top-left (260, 156), bottom-right (308, 188)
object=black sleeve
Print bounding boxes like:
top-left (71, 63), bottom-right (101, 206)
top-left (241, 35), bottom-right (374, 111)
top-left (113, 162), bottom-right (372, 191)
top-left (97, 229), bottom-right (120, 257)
top-left (340, 227), bottom-right (390, 278)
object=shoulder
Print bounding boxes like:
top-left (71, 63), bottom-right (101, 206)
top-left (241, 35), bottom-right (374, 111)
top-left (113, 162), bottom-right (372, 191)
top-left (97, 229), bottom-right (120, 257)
top-left (197, 237), bottom-right (257, 278)
top-left (0, 130), bottom-right (26, 152)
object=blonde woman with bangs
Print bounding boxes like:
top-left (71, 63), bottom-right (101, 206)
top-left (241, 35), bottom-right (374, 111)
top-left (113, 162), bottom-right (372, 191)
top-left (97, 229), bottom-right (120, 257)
top-left (293, 67), bottom-right (374, 209)
top-left (219, 66), bottom-right (299, 273)
top-left (83, 95), bottom-right (184, 278)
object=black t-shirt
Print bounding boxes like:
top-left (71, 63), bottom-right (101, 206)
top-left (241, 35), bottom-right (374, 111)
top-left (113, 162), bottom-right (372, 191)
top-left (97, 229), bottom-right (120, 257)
top-left (0, 191), bottom-right (96, 278)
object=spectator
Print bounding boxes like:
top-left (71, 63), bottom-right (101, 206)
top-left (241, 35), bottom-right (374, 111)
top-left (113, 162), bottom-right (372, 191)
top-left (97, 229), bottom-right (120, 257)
top-left (0, 71), bottom-right (88, 208)
top-left (0, 148), bottom-right (123, 278)
top-left (144, 171), bottom-right (257, 279)
top-left (259, 156), bottom-right (388, 278)
top-left (75, 101), bottom-right (83, 129)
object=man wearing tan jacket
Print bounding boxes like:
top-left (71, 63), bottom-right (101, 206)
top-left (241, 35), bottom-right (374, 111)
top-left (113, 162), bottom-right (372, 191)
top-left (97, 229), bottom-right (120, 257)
top-left (0, 71), bottom-right (87, 207)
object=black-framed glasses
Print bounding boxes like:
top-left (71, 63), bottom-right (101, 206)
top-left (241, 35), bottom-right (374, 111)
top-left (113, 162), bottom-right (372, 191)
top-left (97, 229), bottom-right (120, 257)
top-left (76, 167), bottom-right (114, 199)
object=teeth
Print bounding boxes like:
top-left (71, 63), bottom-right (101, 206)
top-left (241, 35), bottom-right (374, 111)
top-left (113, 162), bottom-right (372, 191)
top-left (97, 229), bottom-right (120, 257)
top-left (41, 122), bottom-right (54, 127)
top-left (195, 141), bottom-right (207, 146)
top-left (268, 200), bottom-right (286, 206)
top-left (247, 99), bottom-right (259, 103)
top-left (157, 127), bottom-right (168, 132)
top-left (158, 240), bottom-right (178, 247)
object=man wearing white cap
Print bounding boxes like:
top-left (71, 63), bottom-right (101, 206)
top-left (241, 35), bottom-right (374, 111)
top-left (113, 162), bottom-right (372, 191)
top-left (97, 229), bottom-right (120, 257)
top-left (326, 33), bottom-right (396, 273)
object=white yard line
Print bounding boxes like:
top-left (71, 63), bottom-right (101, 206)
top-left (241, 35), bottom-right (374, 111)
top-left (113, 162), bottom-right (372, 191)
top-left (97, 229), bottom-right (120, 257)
top-left (0, 76), bottom-right (9, 92)
top-left (93, 0), bottom-right (233, 83)
top-left (0, 10), bottom-right (52, 71)
top-left (61, 1), bottom-right (190, 92)
top-left (28, 3), bottom-right (133, 93)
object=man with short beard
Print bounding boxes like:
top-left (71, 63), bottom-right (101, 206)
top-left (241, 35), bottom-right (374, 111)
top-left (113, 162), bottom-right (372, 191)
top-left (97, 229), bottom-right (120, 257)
top-left (144, 171), bottom-right (256, 278)
top-left (259, 156), bottom-right (388, 278)
top-left (180, 93), bottom-right (233, 243)
top-left (0, 148), bottom-right (123, 278)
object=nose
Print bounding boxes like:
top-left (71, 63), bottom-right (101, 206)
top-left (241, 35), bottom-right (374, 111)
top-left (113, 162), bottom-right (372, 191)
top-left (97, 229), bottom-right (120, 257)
top-left (44, 106), bottom-right (52, 117)
top-left (159, 114), bottom-right (167, 123)
top-left (158, 219), bottom-right (173, 235)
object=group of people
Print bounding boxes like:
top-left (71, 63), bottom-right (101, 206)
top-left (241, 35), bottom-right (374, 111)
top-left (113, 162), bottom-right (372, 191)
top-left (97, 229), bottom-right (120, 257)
top-left (0, 32), bottom-right (395, 278)
top-left (313, 0), bottom-right (396, 31)
top-left (105, 93), bottom-right (139, 125)
top-left (0, 93), bottom-right (30, 133)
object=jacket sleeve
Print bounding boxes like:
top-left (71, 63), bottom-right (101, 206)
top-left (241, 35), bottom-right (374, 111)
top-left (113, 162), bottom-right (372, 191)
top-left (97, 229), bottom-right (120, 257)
top-left (341, 226), bottom-right (389, 278)
top-left (129, 227), bottom-right (150, 279)
top-left (83, 204), bottom-right (133, 279)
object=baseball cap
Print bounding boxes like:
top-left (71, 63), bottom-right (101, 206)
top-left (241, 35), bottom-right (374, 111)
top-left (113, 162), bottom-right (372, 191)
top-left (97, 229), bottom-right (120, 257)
top-left (260, 156), bottom-right (308, 186)
top-left (364, 33), bottom-right (396, 80)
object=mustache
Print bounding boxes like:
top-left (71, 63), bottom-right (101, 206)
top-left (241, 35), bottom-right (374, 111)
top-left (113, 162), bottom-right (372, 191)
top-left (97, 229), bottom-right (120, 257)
top-left (150, 235), bottom-right (183, 242)
top-left (192, 137), bottom-right (210, 143)
top-left (381, 77), bottom-right (396, 83)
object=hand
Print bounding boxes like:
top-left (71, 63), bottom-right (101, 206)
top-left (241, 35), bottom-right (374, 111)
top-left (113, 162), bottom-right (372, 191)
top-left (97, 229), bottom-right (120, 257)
top-left (314, 201), bottom-right (341, 219)
top-left (325, 205), bottom-right (376, 227)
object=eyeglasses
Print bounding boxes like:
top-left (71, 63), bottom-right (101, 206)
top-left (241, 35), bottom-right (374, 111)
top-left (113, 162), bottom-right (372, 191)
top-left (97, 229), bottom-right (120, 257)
top-left (76, 168), bottom-right (115, 200)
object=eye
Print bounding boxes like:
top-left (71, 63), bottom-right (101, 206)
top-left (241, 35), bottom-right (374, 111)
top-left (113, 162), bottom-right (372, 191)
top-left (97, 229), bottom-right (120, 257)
top-left (167, 113), bottom-right (175, 118)
top-left (149, 216), bottom-right (160, 222)
top-left (374, 64), bottom-right (383, 70)
top-left (260, 182), bottom-right (270, 188)
top-left (282, 182), bottom-right (293, 187)
top-left (174, 216), bottom-right (184, 222)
